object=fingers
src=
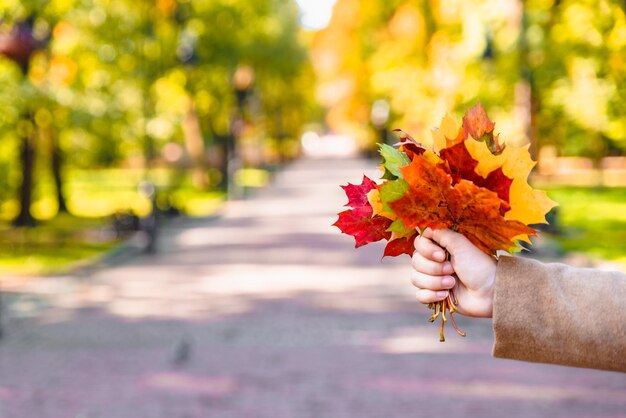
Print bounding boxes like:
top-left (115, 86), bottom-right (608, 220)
top-left (410, 270), bottom-right (455, 291)
top-left (411, 236), bottom-right (456, 305)
top-left (415, 288), bottom-right (451, 304)
top-left (411, 251), bottom-right (453, 276)
top-left (414, 232), bottom-right (447, 262)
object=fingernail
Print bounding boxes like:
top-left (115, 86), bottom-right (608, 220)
top-left (442, 277), bottom-right (454, 287)
top-left (436, 291), bottom-right (449, 299)
top-left (434, 251), bottom-right (445, 261)
top-left (442, 263), bottom-right (453, 274)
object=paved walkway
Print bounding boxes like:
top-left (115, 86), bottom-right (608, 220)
top-left (1, 157), bottom-right (624, 418)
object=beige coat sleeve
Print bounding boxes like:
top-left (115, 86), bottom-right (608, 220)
top-left (492, 256), bottom-right (626, 372)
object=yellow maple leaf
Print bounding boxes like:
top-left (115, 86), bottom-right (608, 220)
top-left (465, 140), bottom-right (536, 180)
top-left (464, 139), bottom-right (556, 225)
top-left (422, 149), bottom-right (442, 165)
top-left (506, 178), bottom-right (558, 225)
top-left (367, 189), bottom-right (397, 220)
top-left (431, 113), bottom-right (461, 153)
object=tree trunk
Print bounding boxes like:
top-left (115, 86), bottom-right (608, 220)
top-left (182, 96), bottom-right (208, 189)
top-left (13, 117), bottom-right (36, 227)
top-left (50, 127), bottom-right (67, 213)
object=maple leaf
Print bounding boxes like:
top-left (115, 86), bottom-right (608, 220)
top-left (333, 207), bottom-right (392, 248)
top-left (387, 218), bottom-right (412, 238)
top-left (465, 140), bottom-right (535, 180)
top-left (464, 139), bottom-right (557, 224)
top-left (383, 232), bottom-right (417, 257)
top-left (432, 113), bottom-right (464, 152)
top-left (506, 179), bottom-right (558, 225)
top-left (367, 188), bottom-right (396, 220)
top-left (334, 176), bottom-right (394, 247)
top-left (439, 141), bottom-right (484, 185)
top-left (389, 157), bottom-right (452, 231)
top-left (462, 103), bottom-right (495, 140)
top-left (439, 141), bottom-right (512, 212)
top-left (379, 143), bottom-right (410, 178)
top-left (378, 178), bottom-right (409, 219)
top-left (341, 175), bottom-right (378, 208)
top-left (392, 129), bottom-right (427, 160)
top-left (389, 157), bottom-right (534, 255)
top-left (481, 168), bottom-right (512, 211)
top-left (461, 103), bottom-right (505, 154)
top-left (446, 180), bottom-right (536, 255)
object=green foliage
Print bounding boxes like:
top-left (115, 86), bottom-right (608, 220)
top-left (379, 143), bottom-right (410, 177)
top-left (378, 178), bottom-right (408, 214)
top-left (387, 218), bottom-right (411, 238)
top-left (546, 186), bottom-right (626, 266)
top-left (0, 0), bottom-right (315, 222)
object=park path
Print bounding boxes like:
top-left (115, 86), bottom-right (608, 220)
top-left (0, 156), bottom-right (625, 418)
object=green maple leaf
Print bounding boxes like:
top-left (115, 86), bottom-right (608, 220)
top-left (381, 168), bottom-right (398, 180)
top-left (378, 178), bottom-right (408, 214)
top-left (387, 218), bottom-right (413, 238)
top-left (379, 143), bottom-right (410, 178)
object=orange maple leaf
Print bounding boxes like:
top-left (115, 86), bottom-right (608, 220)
top-left (461, 103), bottom-right (505, 154)
top-left (388, 157), bottom-right (451, 231)
top-left (462, 103), bottom-right (495, 140)
top-left (390, 157), bottom-right (535, 255)
top-left (446, 180), bottom-right (536, 255)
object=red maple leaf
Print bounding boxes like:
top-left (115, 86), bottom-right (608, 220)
top-left (383, 232), bottom-right (417, 257)
top-left (439, 141), bottom-right (512, 213)
top-left (341, 175), bottom-right (377, 208)
top-left (333, 206), bottom-right (392, 248)
top-left (334, 176), bottom-right (393, 247)
top-left (439, 141), bottom-right (483, 185)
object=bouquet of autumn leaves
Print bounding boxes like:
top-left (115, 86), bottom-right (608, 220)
top-left (333, 104), bottom-right (556, 341)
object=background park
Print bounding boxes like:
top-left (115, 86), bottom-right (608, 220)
top-left (0, 0), bottom-right (625, 417)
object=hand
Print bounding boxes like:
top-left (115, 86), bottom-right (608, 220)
top-left (411, 228), bottom-right (496, 318)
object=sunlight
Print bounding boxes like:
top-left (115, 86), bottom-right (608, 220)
top-left (295, 0), bottom-right (336, 30)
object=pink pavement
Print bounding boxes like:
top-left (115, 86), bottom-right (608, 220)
top-left (1, 157), bottom-right (624, 418)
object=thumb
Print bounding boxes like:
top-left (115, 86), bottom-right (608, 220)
top-left (430, 228), bottom-right (470, 254)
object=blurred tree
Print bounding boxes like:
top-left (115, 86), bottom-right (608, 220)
top-left (0, 0), bottom-right (314, 220)
top-left (526, 0), bottom-right (626, 160)
top-left (312, 0), bottom-right (626, 160)
top-left (0, 14), bottom-right (50, 226)
top-left (178, 0), bottom-right (314, 184)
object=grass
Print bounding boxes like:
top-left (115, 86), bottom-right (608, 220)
top-left (0, 213), bottom-right (118, 276)
top-left (544, 186), bottom-right (626, 267)
top-left (0, 167), bottom-right (270, 276)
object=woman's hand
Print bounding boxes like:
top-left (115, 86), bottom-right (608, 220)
top-left (411, 228), bottom-right (496, 318)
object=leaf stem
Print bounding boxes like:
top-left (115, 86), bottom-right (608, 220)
top-left (449, 311), bottom-right (466, 337)
top-left (429, 301), bottom-right (441, 322)
top-left (427, 252), bottom-right (466, 342)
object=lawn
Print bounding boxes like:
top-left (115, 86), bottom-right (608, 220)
top-left (0, 167), bottom-right (272, 276)
top-left (8, 167), bottom-right (228, 220)
top-left (544, 186), bottom-right (626, 267)
top-left (0, 213), bottom-right (118, 276)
